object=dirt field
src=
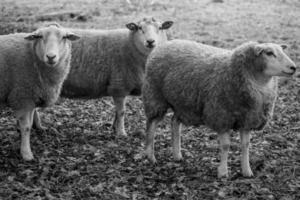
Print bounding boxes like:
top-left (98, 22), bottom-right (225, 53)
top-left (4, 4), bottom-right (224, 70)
top-left (0, 0), bottom-right (299, 199)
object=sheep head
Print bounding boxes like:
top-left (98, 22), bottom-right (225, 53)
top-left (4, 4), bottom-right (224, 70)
top-left (25, 24), bottom-right (80, 67)
top-left (253, 43), bottom-right (297, 77)
top-left (126, 17), bottom-right (173, 55)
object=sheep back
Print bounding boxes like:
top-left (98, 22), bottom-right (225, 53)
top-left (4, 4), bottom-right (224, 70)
top-left (62, 29), bottom-right (146, 98)
top-left (144, 40), bottom-right (277, 133)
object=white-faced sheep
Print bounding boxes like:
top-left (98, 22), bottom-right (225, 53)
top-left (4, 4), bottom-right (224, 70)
top-left (0, 23), bottom-right (80, 160)
top-left (59, 17), bottom-right (173, 136)
top-left (142, 40), bottom-right (297, 178)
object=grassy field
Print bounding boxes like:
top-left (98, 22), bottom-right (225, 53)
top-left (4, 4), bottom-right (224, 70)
top-left (0, 0), bottom-right (299, 199)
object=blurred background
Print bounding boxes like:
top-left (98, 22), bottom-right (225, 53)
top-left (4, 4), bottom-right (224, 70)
top-left (1, 0), bottom-right (299, 52)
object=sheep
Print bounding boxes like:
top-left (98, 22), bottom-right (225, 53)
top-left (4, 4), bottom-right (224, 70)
top-left (0, 23), bottom-right (80, 161)
top-left (142, 40), bottom-right (297, 178)
top-left (58, 17), bottom-right (173, 136)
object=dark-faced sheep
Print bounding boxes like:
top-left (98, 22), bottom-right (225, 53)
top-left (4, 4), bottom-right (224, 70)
top-left (0, 24), bottom-right (80, 160)
top-left (142, 40), bottom-right (297, 178)
top-left (58, 17), bottom-right (173, 136)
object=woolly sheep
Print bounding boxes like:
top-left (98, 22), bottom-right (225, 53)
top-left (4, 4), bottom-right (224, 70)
top-left (0, 24), bottom-right (80, 160)
top-left (142, 40), bottom-right (297, 178)
top-left (59, 17), bottom-right (173, 136)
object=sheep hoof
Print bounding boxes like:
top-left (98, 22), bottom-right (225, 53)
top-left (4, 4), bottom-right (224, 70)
top-left (117, 131), bottom-right (127, 137)
top-left (21, 152), bottom-right (34, 161)
top-left (33, 124), bottom-right (46, 132)
top-left (173, 153), bottom-right (183, 161)
top-left (218, 171), bottom-right (229, 178)
top-left (112, 125), bottom-right (127, 136)
top-left (242, 169), bottom-right (254, 177)
top-left (145, 152), bottom-right (157, 163)
top-left (149, 156), bottom-right (157, 164)
top-left (218, 166), bottom-right (229, 178)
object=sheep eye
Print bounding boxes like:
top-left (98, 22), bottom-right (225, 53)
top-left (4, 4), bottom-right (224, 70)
top-left (34, 35), bottom-right (43, 39)
top-left (138, 26), bottom-right (145, 33)
top-left (265, 51), bottom-right (275, 57)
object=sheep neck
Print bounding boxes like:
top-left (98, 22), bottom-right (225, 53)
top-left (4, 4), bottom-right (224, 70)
top-left (33, 54), bottom-right (70, 87)
top-left (224, 56), bottom-right (274, 118)
top-left (242, 58), bottom-right (274, 90)
top-left (249, 71), bottom-right (273, 86)
top-left (233, 67), bottom-right (273, 94)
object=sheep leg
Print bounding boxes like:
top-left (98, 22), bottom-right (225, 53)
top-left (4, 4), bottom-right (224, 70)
top-left (16, 108), bottom-right (35, 161)
top-left (145, 118), bottom-right (159, 163)
top-left (240, 131), bottom-right (253, 177)
top-left (32, 109), bottom-right (46, 131)
top-left (112, 96), bottom-right (127, 136)
top-left (171, 116), bottom-right (182, 161)
top-left (218, 132), bottom-right (230, 178)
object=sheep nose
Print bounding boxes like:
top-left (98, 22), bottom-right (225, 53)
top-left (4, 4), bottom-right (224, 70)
top-left (289, 65), bottom-right (296, 73)
top-left (46, 54), bottom-right (56, 61)
top-left (147, 39), bottom-right (155, 45)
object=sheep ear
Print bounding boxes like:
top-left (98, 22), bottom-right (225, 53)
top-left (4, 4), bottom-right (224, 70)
top-left (254, 45), bottom-right (264, 56)
top-left (161, 21), bottom-right (174, 30)
top-left (65, 33), bottom-right (81, 41)
top-left (126, 23), bottom-right (138, 31)
top-left (24, 32), bottom-right (41, 40)
top-left (281, 44), bottom-right (288, 50)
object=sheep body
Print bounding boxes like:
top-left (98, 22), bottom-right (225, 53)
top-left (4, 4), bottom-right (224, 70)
top-left (144, 40), bottom-right (277, 132)
top-left (0, 33), bottom-right (70, 110)
top-left (60, 17), bottom-right (173, 136)
top-left (62, 29), bottom-right (151, 98)
top-left (143, 40), bottom-right (297, 178)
